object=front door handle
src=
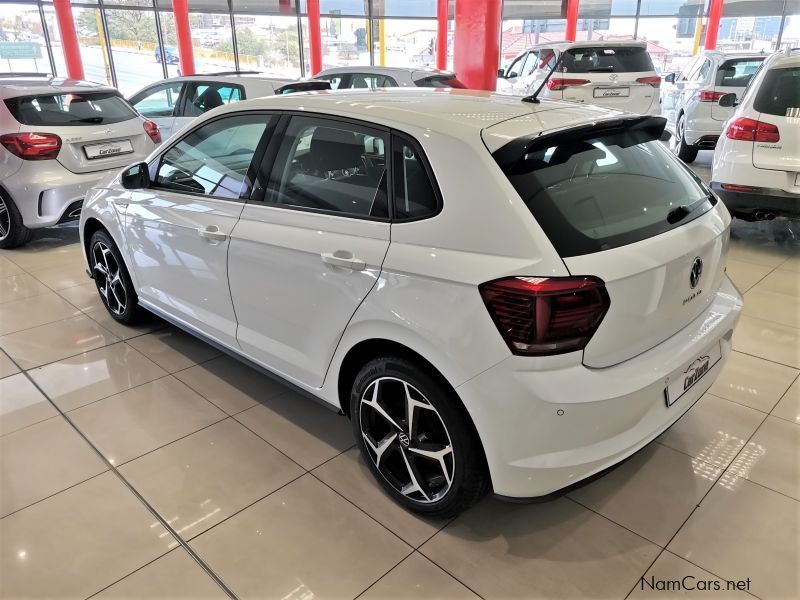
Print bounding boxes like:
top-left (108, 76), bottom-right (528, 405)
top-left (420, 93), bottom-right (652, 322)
top-left (321, 251), bottom-right (366, 271)
top-left (198, 225), bottom-right (227, 242)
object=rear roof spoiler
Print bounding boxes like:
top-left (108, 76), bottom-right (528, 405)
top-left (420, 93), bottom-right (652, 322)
top-left (492, 115), bottom-right (667, 171)
top-left (274, 80), bottom-right (331, 94)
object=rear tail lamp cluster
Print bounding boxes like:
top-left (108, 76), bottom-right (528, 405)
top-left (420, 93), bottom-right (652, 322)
top-left (726, 117), bottom-right (780, 143)
top-left (546, 78), bottom-right (590, 91)
top-left (143, 119), bottom-right (162, 144)
top-left (479, 276), bottom-right (610, 356)
top-left (636, 76), bottom-right (662, 87)
top-left (0, 132), bottom-right (62, 160)
top-left (699, 90), bottom-right (726, 102)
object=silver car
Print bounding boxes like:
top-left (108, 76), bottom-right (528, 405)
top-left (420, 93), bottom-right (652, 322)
top-left (0, 74), bottom-right (159, 248)
top-left (315, 66), bottom-right (465, 89)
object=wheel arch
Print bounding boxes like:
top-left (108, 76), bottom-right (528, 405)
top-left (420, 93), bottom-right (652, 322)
top-left (81, 216), bottom-right (107, 266)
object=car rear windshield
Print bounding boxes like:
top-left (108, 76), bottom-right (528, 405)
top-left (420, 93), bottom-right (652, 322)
top-left (493, 120), bottom-right (714, 257)
top-left (415, 76), bottom-right (466, 88)
top-left (561, 46), bottom-right (654, 73)
top-left (5, 91), bottom-right (137, 126)
top-left (753, 67), bottom-right (800, 117)
top-left (715, 58), bottom-right (764, 87)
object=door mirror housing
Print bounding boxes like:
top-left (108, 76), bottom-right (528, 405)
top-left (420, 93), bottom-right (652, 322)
top-left (121, 162), bottom-right (150, 190)
top-left (718, 93), bottom-right (738, 108)
top-left (498, 68), bottom-right (506, 78)
top-left (664, 72), bottom-right (676, 84)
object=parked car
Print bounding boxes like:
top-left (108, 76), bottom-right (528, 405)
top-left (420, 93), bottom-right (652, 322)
top-left (0, 74), bottom-right (160, 248)
top-left (315, 66), bottom-right (465, 89)
top-left (128, 72), bottom-right (330, 141)
top-left (497, 40), bottom-right (661, 115)
top-left (661, 50), bottom-right (766, 162)
top-left (155, 45), bottom-right (180, 65)
top-left (712, 49), bottom-right (799, 221)
top-left (80, 89), bottom-right (742, 517)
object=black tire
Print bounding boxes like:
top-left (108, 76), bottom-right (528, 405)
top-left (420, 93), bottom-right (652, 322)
top-left (351, 356), bottom-right (489, 518)
top-left (88, 229), bottom-right (144, 324)
top-left (0, 191), bottom-right (34, 249)
top-left (673, 114), bottom-right (698, 163)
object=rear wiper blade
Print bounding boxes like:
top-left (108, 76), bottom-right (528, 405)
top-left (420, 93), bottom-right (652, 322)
top-left (667, 196), bottom-right (711, 225)
top-left (588, 67), bottom-right (614, 72)
top-left (69, 117), bottom-right (103, 123)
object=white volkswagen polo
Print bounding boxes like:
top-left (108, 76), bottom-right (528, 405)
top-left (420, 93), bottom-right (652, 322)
top-left (80, 89), bottom-right (742, 517)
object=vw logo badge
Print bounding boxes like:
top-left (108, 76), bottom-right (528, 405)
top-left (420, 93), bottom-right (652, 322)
top-left (690, 257), bottom-right (703, 289)
top-left (398, 432), bottom-right (410, 447)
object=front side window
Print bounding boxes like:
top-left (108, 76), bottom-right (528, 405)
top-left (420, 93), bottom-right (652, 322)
top-left (716, 58), bottom-right (766, 87)
top-left (562, 46), bottom-right (654, 73)
top-left (183, 83), bottom-right (244, 118)
top-left (130, 83), bottom-right (183, 118)
top-left (506, 53), bottom-right (528, 78)
top-left (694, 58), bottom-right (711, 82)
top-left (155, 114), bottom-right (270, 199)
top-left (321, 74), bottom-right (345, 89)
top-left (266, 116), bottom-right (388, 218)
top-left (393, 136), bottom-right (439, 220)
top-left (5, 92), bottom-right (137, 126)
top-left (754, 67), bottom-right (800, 117)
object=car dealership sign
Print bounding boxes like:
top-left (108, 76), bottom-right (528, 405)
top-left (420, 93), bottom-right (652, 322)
top-left (0, 42), bottom-right (43, 60)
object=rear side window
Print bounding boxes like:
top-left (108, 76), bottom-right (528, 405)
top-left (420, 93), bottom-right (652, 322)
top-left (393, 135), bottom-right (440, 220)
top-left (716, 58), bottom-right (765, 87)
top-left (415, 76), bottom-right (466, 88)
top-left (493, 123), bottom-right (713, 257)
top-left (183, 83), bottom-right (243, 118)
top-left (753, 67), bottom-right (800, 117)
top-left (348, 74), bottom-right (398, 89)
top-left (562, 46), bottom-right (654, 73)
top-left (5, 92), bottom-right (137, 126)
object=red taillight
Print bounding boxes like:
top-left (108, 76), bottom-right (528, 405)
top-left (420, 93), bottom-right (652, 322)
top-left (699, 90), bottom-right (725, 102)
top-left (143, 119), bottom-right (161, 144)
top-left (546, 78), bottom-right (590, 91)
top-left (479, 276), bottom-right (610, 356)
top-left (0, 132), bottom-right (62, 160)
top-left (721, 184), bottom-right (755, 192)
top-left (726, 117), bottom-right (780, 143)
top-left (636, 75), bottom-right (661, 88)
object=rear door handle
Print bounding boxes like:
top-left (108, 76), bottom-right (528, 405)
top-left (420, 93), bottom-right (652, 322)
top-left (321, 251), bottom-right (366, 271)
top-left (198, 226), bottom-right (227, 242)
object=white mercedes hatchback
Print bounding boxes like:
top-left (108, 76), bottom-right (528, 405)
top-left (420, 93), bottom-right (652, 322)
top-left (80, 89), bottom-right (742, 517)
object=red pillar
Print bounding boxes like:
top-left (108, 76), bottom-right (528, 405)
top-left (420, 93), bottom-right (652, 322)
top-left (52, 0), bottom-right (84, 80)
top-left (307, 0), bottom-right (323, 75)
top-left (565, 0), bottom-right (580, 42)
top-left (436, 0), bottom-right (448, 71)
top-left (704, 0), bottom-right (724, 50)
top-left (453, 0), bottom-right (501, 90)
top-left (172, 0), bottom-right (195, 76)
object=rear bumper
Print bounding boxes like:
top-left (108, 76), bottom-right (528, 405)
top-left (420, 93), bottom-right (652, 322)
top-left (456, 275), bottom-right (743, 498)
top-left (711, 182), bottom-right (800, 219)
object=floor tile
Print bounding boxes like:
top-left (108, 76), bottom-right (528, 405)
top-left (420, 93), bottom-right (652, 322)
top-left (658, 394), bottom-right (764, 469)
top-left (629, 551), bottom-right (753, 599)
top-left (0, 472), bottom-right (175, 599)
top-left (669, 479), bottom-right (799, 599)
top-left (4, 245), bottom-right (83, 272)
top-left (709, 351), bottom-right (798, 412)
top-left (732, 315), bottom-right (800, 368)
top-left (724, 259), bottom-right (773, 293)
top-left (120, 419), bottom-right (304, 540)
top-left (0, 292), bottom-right (81, 335)
top-left (756, 268), bottom-right (800, 298)
top-left (0, 273), bottom-right (50, 304)
top-left (190, 475), bottom-right (410, 600)
top-left (30, 261), bottom-right (89, 291)
top-left (742, 288), bottom-right (800, 329)
top-left (69, 376), bottom-right (226, 466)
top-left (175, 355), bottom-right (288, 416)
top-left (29, 342), bottom-right (167, 412)
top-left (0, 256), bottom-right (24, 278)
top-left (0, 415), bottom-right (106, 517)
top-left (777, 254), bottom-right (800, 273)
top-left (0, 349), bottom-right (19, 379)
top-left (0, 373), bottom-right (58, 436)
top-left (236, 390), bottom-right (353, 470)
top-left (57, 281), bottom-right (105, 312)
top-left (569, 443), bottom-right (720, 547)
top-left (361, 552), bottom-right (479, 600)
top-left (94, 548), bottom-right (227, 600)
top-left (314, 447), bottom-right (443, 547)
top-left (126, 327), bottom-right (221, 374)
top-left (0, 315), bottom-right (120, 369)
top-left (772, 377), bottom-right (800, 424)
top-left (86, 308), bottom-right (167, 341)
top-left (727, 415), bottom-right (799, 500)
top-left (727, 243), bottom-right (789, 268)
top-left (419, 496), bottom-right (660, 599)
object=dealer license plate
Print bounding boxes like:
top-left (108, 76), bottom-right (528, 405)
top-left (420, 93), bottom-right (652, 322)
top-left (593, 87), bottom-right (630, 98)
top-left (84, 140), bottom-right (133, 160)
top-left (664, 342), bottom-right (722, 407)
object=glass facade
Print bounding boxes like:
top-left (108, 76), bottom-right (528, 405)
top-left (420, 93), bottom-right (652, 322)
top-left (1, 0), bottom-right (796, 96)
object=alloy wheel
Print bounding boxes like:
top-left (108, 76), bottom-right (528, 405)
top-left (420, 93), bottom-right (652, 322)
top-left (0, 196), bottom-right (9, 241)
top-left (92, 241), bottom-right (127, 315)
top-left (359, 376), bottom-right (455, 503)
top-left (673, 116), bottom-right (685, 154)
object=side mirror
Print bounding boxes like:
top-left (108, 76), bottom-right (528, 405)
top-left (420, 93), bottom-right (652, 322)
top-left (121, 162), bottom-right (150, 190)
top-left (664, 72), bottom-right (676, 84)
top-left (497, 68), bottom-right (505, 78)
top-left (718, 93), bottom-right (738, 108)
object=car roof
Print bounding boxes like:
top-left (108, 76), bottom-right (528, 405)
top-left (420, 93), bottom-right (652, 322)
top-left (765, 49), bottom-right (800, 69)
top-left (158, 73), bottom-right (294, 86)
top-left (702, 49), bottom-right (769, 59)
top-left (528, 40), bottom-right (647, 51)
top-left (317, 66), bottom-right (456, 78)
top-left (0, 76), bottom-right (117, 100)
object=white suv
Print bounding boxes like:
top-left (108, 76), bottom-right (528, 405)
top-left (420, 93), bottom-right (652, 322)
top-left (661, 51), bottom-right (766, 162)
top-left (80, 89), bottom-right (742, 517)
top-left (712, 49), bottom-right (800, 221)
top-left (0, 74), bottom-right (159, 248)
top-left (497, 40), bottom-right (661, 115)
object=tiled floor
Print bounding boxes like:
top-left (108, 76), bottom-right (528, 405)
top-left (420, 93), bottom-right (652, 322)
top-left (1, 154), bottom-right (798, 599)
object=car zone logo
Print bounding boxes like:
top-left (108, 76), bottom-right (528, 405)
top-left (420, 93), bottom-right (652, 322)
top-left (683, 356), bottom-right (711, 392)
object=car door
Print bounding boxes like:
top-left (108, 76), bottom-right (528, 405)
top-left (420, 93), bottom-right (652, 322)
top-left (172, 81), bottom-right (245, 137)
top-left (128, 82), bottom-right (184, 141)
top-left (662, 57), bottom-right (699, 125)
top-left (228, 114), bottom-right (391, 387)
top-left (500, 51), bottom-right (529, 93)
top-left (123, 112), bottom-right (274, 347)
